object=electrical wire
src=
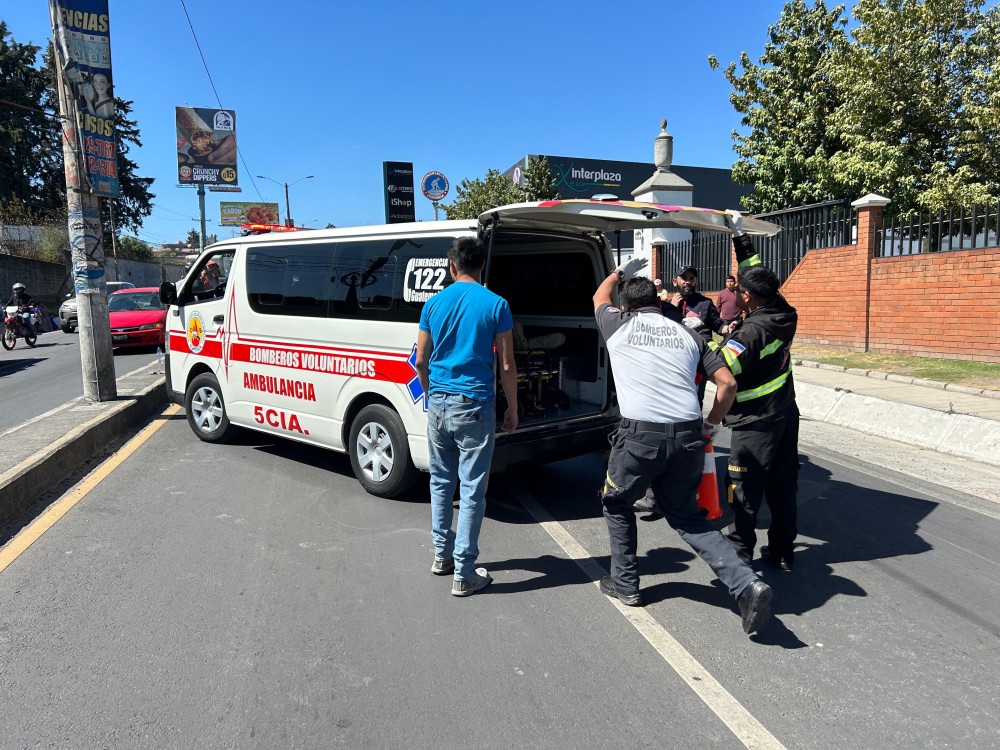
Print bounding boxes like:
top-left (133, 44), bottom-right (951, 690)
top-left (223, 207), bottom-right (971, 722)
top-left (178, 0), bottom-right (265, 203)
top-left (0, 97), bottom-right (65, 120)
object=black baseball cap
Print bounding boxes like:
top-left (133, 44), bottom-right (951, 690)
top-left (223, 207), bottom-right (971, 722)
top-left (674, 264), bottom-right (697, 278)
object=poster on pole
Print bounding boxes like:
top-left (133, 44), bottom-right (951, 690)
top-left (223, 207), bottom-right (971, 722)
top-left (48, 0), bottom-right (120, 197)
top-left (220, 202), bottom-right (280, 226)
top-left (176, 106), bottom-right (239, 187)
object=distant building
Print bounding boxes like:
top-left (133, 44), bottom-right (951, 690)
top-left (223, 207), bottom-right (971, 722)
top-left (154, 242), bottom-right (194, 257)
top-left (504, 151), bottom-right (750, 257)
top-left (504, 154), bottom-right (749, 211)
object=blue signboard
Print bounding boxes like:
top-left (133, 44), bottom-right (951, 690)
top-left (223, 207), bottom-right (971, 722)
top-left (421, 172), bottom-right (449, 202)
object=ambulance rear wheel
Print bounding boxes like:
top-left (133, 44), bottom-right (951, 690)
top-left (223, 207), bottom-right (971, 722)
top-left (185, 372), bottom-right (234, 443)
top-left (349, 404), bottom-right (418, 498)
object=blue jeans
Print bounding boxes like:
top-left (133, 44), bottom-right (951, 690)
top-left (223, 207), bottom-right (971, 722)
top-left (427, 393), bottom-right (496, 580)
top-left (19, 312), bottom-right (34, 336)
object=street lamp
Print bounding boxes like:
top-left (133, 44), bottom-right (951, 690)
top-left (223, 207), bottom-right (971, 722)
top-left (256, 174), bottom-right (314, 227)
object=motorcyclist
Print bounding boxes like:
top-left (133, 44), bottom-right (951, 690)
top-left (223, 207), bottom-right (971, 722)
top-left (7, 283), bottom-right (36, 336)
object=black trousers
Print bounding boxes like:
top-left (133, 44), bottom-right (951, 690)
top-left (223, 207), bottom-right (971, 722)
top-left (726, 405), bottom-right (800, 561)
top-left (601, 418), bottom-right (757, 597)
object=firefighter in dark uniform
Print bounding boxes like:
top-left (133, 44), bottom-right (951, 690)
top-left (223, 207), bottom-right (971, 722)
top-left (594, 256), bottom-right (773, 635)
top-left (713, 211), bottom-right (800, 571)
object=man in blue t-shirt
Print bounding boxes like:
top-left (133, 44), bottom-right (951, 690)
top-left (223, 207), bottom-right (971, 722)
top-left (415, 237), bottom-right (518, 597)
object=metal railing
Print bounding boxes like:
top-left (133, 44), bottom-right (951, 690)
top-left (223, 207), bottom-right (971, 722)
top-left (878, 201), bottom-right (1000, 256)
top-left (663, 198), bottom-right (857, 289)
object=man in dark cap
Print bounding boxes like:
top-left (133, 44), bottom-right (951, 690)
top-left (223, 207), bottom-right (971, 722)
top-left (663, 264), bottom-right (731, 342)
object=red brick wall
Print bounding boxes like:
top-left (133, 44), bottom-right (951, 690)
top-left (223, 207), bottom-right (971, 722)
top-left (869, 247), bottom-right (1000, 361)
top-left (778, 236), bottom-right (1000, 361)
top-left (781, 244), bottom-right (871, 351)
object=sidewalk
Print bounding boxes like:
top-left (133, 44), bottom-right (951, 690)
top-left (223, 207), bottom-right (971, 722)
top-left (2, 358), bottom-right (999, 528)
top-left (0, 363), bottom-right (166, 527)
top-left (793, 359), bottom-right (1000, 468)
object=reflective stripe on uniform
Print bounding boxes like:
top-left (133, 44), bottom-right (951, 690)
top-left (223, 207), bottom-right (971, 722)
top-left (738, 255), bottom-right (761, 268)
top-left (735, 368), bottom-right (790, 402)
top-left (760, 338), bottom-right (784, 359)
top-left (722, 346), bottom-right (742, 375)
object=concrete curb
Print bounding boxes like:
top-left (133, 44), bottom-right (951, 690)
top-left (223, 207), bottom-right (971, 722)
top-left (796, 358), bottom-right (1000, 397)
top-left (795, 381), bottom-right (1000, 468)
top-left (0, 379), bottom-right (167, 527)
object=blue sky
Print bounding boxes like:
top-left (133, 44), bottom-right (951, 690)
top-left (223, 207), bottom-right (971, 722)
top-left (6, 1), bottom-right (803, 246)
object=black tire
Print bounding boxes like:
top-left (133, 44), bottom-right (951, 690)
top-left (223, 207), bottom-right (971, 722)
top-left (24, 331), bottom-right (37, 347)
top-left (1, 328), bottom-right (14, 350)
top-left (61, 323), bottom-right (74, 333)
top-left (184, 372), bottom-right (235, 443)
top-left (348, 404), bottom-right (418, 498)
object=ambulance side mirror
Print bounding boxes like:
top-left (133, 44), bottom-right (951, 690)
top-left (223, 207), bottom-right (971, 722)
top-left (159, 282), bottom-right (177, 306)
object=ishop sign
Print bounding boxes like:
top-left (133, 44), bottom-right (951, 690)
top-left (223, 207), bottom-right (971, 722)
top-left (383, 161), bottom-right (415, 224)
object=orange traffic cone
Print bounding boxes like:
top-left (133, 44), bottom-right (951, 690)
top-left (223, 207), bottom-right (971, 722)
top-left (696, 439), bottom-right (722, 521)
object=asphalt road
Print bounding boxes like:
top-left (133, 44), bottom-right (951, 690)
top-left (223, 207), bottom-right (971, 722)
top-left (0, 414), bottom-right (998, 749)
top-left (0, 333), bottom-right (160, 432)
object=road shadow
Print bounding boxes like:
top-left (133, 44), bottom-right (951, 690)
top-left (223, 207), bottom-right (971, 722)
top-left (745, 453), bottom-right (934, 620)
top-left (0, 357), bottom-right (46, 377)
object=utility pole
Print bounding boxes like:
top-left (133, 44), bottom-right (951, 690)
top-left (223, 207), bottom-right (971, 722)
top-left (50, 7), bottom-right (116, 401)
top-left (198, 184), bottom-right (207, 250)
top-left (257, 174), bottom-right (313, 228)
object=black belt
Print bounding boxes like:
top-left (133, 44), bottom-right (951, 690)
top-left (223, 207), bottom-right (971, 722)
top-left (621, 417), bottom-right (701, 435)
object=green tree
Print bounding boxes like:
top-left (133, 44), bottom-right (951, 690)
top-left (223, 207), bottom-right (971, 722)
top-left (709, 0), bottom-right (850, 212)
top-left (828, 0), bottom-right (995, 212)
top-left (522, 156), bottom-right (559, 201)
top-left (115, 234), bottom-right (152, 260)
top-left (1, 31), bottom-right (155, 240)
top-left (0, 22), bottom-right (62, 211)
top-left (443, 168), bottom-right (525, 220)
top-left (185, 229), bottom-right (200, 247)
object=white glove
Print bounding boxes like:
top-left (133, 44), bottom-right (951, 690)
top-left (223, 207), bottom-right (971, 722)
top-left (615, 257), bottom-right (649, 280)
top-left (703, 419), bottom-right (721, 440)
top-left (726, 209), bottom-right (745, 237)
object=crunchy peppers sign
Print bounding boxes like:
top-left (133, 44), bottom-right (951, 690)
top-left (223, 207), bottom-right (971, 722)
top-left (176, 106), bottom-right (239, 186)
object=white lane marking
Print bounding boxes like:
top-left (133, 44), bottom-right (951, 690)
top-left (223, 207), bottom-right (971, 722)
top-left (505, 479), bottom-right (787, 750)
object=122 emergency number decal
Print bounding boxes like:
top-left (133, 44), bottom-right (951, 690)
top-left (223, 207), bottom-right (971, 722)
top-left (403, 257), bottom-right (448, 302)
top-left (187, 311), bottom-right (206, 354)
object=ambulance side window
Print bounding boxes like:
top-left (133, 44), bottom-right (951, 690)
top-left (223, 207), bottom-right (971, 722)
top-left (328, 236), bottom-right (454, 323)
top-left (246, 244), bottom-right (334, 317)
top-left (181, 250), bottom-right (235, 304)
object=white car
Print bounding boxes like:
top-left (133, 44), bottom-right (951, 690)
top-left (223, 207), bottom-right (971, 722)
top-left (59, 281), bottom-right (135, 333)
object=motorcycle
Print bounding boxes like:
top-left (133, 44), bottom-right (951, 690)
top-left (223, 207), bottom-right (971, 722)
top-left (2, 305), bottom-right (38, 350)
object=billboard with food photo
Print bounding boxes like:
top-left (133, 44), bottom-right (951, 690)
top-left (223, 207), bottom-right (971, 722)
top-left (176, 106), bottom-right (238, 186)
top-left (220, 202), bottom-right (280, 226)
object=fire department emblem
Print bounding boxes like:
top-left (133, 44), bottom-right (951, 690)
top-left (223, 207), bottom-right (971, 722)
top-left (187, 310), bottom-right (206, 354)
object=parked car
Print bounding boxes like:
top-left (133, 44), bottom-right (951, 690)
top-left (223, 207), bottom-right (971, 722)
top-left (107, 287), bottom-right (166, 349)
top-left (60, 281), bottom-right (136, 333)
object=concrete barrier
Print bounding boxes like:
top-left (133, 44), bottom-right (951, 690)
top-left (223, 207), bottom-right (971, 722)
top-left (797, 381), bottom-right (1000, 468)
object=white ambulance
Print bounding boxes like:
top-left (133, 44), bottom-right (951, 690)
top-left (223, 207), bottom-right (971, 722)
top-left (159, 199), bottom-right (777, 497)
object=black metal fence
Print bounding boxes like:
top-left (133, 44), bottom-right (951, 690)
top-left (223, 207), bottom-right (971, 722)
top-left (663, 198), bottom-right (857, 290)
top-left (877, 201), bottom-right (1000, 256)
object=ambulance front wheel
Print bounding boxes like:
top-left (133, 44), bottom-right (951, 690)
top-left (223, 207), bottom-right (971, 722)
top-left (349, 404), bottom-right (418, 498)
top-left (185, 372), bottom-right (235, 443)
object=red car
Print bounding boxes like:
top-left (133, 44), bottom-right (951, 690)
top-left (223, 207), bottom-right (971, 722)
top-left (108, 287), bottom-right (167, 349)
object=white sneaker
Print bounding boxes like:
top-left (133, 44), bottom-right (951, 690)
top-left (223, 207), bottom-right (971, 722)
top-left (451, 568), bottom-right (492, 597)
